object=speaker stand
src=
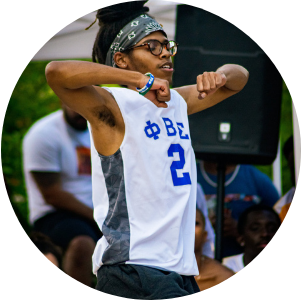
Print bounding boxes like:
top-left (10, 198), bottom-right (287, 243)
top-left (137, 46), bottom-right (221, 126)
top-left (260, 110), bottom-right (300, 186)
top-left (215, 162), bottom-right (226, 262)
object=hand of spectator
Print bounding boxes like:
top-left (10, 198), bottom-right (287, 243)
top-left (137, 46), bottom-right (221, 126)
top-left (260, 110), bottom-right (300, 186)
top-left (223, 209), bottom-right (238, 238)
top-left (209, 209), bottom-right (238, 239)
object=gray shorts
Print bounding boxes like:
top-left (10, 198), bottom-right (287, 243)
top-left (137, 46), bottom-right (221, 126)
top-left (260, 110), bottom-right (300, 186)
top-left (96, 264), bottom-right (200, 299)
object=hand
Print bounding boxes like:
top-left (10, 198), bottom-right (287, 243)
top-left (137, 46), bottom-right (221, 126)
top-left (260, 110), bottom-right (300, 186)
top-left (139, 75), bottom-right (170, 108)
top-left (223, 209), bottom-right (238, 238)
top-left (209, 209), bottom-right (238, 239)
top-left (197, 71), bottom-right (227, 99)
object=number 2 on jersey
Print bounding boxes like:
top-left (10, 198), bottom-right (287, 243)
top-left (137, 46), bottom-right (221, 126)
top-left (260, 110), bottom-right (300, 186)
top-left (168, 144), bottom-right (191, 186)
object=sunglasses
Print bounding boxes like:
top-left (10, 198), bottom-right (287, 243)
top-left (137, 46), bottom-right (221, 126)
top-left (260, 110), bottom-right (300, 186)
top-left (125, 40), bottom-right (178, 56)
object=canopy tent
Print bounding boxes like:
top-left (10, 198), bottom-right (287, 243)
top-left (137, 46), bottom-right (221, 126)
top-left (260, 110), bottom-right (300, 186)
top-left (31, 0), bottom-right (299, 191)
top-left (32, 0), bottom-right (179, 61)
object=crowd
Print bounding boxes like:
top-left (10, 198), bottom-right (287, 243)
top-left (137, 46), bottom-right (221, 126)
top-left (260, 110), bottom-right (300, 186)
top-left (17, 0), bottom-right (294, 298)
top-left (21, 104), bottom-right (293, 291)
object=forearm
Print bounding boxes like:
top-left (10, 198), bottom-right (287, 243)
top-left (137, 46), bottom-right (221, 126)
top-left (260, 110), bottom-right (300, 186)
top-left (217, 64), bottom-right (249, 92)
top-left (44, 190), bottom-right (94, 221)
top-left (45, 60), bottom-right (143, 90)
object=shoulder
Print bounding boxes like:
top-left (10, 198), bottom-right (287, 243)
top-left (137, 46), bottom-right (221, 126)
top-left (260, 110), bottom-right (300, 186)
top-left (171, 88), bottom-right (187, 104)
top-left (241, 165), bottom-right (273, 182)
top-left (207, 257), bottom-right (234, 273)
top-left (23, 111), bottom-right (63, 146)
top-left (204, 257), bottom-right (235, 280)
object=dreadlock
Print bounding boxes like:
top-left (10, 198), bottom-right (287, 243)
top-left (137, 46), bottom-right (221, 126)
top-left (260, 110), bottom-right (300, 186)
top-left (92, 1), bottom-right (150, 64)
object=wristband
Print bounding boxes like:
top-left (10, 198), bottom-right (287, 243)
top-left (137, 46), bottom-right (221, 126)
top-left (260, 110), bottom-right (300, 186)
top-left (136, 73), bottom-right (154, 96)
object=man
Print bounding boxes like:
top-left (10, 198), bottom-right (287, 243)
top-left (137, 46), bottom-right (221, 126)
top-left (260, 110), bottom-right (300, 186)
top-left (223, 205), bottom-right (281, 272)
top-left (197, 160), bottom-right (280, 257)
top-left (23, 105), bottom-right (102, 286)
top-left (45, 1), bottom-right (249, 298)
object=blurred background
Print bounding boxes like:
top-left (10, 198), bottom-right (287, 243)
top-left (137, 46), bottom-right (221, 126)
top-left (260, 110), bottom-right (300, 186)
top-left (1, 0), bottom-right (296, 234)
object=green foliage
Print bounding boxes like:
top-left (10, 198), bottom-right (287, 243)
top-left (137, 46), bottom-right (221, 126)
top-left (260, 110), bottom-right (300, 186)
top-left (2, 61), bottom-right (295, 232)
top-left (255, 81), bottom-right (294, 195)
top-left (2, 61), bottom-right (61, 231)
top-left (279, 81), bottom-right (294, 193)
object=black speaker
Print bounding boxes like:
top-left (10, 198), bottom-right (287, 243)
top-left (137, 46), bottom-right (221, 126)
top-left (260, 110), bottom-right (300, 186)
top-left (173, 5), bottom-right (282, 165)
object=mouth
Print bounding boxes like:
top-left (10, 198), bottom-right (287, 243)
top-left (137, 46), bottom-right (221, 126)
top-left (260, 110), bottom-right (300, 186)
top-left (159, 62), bottom-right (174, 71)
top-left (257, 241), bottom-right (270, 248)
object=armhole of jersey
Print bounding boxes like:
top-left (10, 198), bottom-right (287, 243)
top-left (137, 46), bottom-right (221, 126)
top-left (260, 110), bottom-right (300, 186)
top-left (171, 88), bottom-right (188, 108)
top-left (101, 87), bottom-right (127, 152)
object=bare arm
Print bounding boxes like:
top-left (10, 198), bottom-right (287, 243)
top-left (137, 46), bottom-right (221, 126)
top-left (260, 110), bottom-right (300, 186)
top-left (174, 64), bottom-right (249, 115)
top-left (32, 171), bottom-right (94, 221)
top-left (45, 61), bottom-right (171, 122)
top-left (45, 61), bottom-right (142, 123)
top-left (45, 60), bottom-right (171, 155)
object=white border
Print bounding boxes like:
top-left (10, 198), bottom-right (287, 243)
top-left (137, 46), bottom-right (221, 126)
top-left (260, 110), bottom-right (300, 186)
top-left (1, 0), bottom-right (302, 299)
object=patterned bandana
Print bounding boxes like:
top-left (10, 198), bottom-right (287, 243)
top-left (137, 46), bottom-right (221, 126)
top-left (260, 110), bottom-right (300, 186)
top-left (105, 14), bottom-right (166, 67)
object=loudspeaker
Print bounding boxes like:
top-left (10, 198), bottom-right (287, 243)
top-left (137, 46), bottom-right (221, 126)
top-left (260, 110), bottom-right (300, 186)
top-left (173, 5), bottom-right (282, 165)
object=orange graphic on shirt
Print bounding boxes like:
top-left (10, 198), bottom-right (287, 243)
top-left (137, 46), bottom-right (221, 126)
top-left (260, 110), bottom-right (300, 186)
top-left (76, 146), bottom-right (91, 175)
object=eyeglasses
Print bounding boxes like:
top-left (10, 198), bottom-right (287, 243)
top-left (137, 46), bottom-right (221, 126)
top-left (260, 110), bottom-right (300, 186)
top-left (125, 40), bottom-right (178, 57)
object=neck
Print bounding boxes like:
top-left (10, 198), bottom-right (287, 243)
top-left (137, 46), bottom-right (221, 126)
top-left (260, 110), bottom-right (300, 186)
top-left (243, 251), bottom-right (258, 266)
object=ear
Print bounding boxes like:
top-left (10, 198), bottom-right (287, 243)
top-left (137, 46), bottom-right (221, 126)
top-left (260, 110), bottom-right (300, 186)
top-left (114, 52), bottom-right (129, 69)
top-left (237, 235), bottom-right (245, 247)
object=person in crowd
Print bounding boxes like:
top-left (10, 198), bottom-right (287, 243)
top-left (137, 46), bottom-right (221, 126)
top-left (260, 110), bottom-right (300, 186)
top-left (197, 183), bottom-right (215, 258)
top-left (195, 208), bottom-right (234, 291)
top-left (274, 136), bottom-right (296, 221)
top-left (22, 105), bottom-right (102, 287)
top-left (45, 1), bottom-right (249, 298)
top-left (197, 160), bottom-right (280, 257)
top-left (222, 204), bottom-right (281, 272)
top-left (30, 231), bottom-right (63, 268)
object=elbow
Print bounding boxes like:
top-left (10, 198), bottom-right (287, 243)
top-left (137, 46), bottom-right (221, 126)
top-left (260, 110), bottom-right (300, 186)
top-left (45, 61), bottom-right (64, 87)
top-left (242, 66), bottom-right (249, 88)
top-left (40, 187), bottom-right (60, 207)
top-left (237, 65), bottom-right (249, 91)
top-left (43, 192), bottom-right (57, 206)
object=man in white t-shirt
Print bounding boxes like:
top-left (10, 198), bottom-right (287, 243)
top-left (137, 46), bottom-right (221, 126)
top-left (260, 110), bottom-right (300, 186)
top-left (23, 105), bottom-right (102, 287)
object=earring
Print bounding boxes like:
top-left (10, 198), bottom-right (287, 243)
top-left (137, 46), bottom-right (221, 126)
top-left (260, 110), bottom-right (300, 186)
top-left (240, 241), bottom-right (245, 247)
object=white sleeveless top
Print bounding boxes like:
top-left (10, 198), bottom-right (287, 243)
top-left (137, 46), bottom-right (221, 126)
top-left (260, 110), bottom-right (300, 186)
top-left (90, 87), bottom-right (198, 276)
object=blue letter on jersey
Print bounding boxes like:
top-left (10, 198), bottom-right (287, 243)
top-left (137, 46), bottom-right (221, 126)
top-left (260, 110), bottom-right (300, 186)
top-left (176, 122), bottom-right (189, 140)
top-left (168, 144), bottom-right (191, 186)
top-left (162, 118), bottom-right (177, 136)
top-left (144, 121), bottom-right (161, 140)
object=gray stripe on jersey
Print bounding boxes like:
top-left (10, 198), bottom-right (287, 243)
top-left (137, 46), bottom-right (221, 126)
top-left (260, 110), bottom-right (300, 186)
top-left (99, 149), bottom-right (130, 264)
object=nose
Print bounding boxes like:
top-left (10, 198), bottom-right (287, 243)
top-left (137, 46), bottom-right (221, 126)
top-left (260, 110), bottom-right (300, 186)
top-left (260, 227), bottom-right (271, 238)
top-left (160, 45), bottom-right (172, 58)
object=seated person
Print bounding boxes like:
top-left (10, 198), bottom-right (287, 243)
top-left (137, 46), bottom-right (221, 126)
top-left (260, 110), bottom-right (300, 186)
top-left (197, 160), bottom-right (280, 257)
top-left (222, 205), bottom-right (281, 272)
top-left (23, 106), bottom-right (102, 286)
top-left (195, 208), bottom-right (234, 291)
top-left (196, 183), bottom-right (215, 258)
top-left (30, 231), bottom-right (63, 268)
top-left (274, 136), bottom-right (296, 221)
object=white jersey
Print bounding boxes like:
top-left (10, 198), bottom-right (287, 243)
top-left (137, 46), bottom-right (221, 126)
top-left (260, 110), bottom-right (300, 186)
top-left (90, 87), bottom-right (198, 276)
top-left (23, 110), bottom-right (93, 223)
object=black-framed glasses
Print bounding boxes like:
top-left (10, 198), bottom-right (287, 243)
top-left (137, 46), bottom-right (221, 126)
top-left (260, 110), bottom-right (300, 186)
top-left (125, 40), bottom-right (178, 56)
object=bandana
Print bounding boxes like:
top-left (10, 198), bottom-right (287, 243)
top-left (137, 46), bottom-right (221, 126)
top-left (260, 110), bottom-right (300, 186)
top-left (105, 14), bottom-right (166, 67)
